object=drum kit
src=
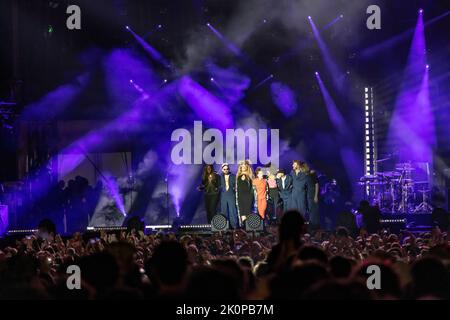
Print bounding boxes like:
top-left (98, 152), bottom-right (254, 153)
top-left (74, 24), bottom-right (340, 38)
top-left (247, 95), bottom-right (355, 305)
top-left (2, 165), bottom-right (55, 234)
top-left (359, 162), bottom-right (433, 214)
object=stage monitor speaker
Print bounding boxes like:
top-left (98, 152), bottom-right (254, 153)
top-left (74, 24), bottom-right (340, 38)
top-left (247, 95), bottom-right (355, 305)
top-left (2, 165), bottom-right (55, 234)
top-left (211, 214), bottom-right (228, 232)
top-left (245, 214), bottom-right (264, 232)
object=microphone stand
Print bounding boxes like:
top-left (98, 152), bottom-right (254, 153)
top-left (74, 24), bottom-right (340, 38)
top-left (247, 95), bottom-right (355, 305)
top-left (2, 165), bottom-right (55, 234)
top-left (165, 171), bottom-right (170, 227)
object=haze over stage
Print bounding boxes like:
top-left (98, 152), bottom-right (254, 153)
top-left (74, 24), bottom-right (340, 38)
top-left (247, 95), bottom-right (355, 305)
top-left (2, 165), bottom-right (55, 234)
top-left (0, 0), bottom-right (449, 235)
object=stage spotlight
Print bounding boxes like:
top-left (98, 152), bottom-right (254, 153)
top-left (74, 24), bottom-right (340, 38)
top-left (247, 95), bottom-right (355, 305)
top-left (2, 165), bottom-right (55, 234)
top-left (419, 9), bottom-right (423, 14)
top-left (211, 214), bottom-right (229, 232)
top-left (315, 71), bottom-right (319, 75)
top-left (263, 19), bottom-right (267, 23)
top-left (308, 16), bottom-right (312, 20)
top-left (340, 14), bottom-right (344, 18)
top-left (157, 24), bottom-right (163, 29)
top-left (210, 77), bottom-right (214, 82)
top-left (129, 79), bottom-right (133, 83)
top-left (163, 79), bottom-right (168, 83)
top-left (125, 25), bottom-right (130, 30)
top-left (426, 64), bottom-right (430, 70)
top-left (245, 214), bottom-right (264, 232)
top-left (206, 22), bottom-right (211, 26)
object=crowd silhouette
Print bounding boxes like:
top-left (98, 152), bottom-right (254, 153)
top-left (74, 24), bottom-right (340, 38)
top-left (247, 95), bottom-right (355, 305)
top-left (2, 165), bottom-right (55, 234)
top-left (1, 210), bottom-right (449, 300)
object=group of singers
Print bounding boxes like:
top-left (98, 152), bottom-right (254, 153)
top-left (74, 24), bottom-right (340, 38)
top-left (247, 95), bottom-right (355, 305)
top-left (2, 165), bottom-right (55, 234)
top-left (198, 160), bottom-right (320, 231)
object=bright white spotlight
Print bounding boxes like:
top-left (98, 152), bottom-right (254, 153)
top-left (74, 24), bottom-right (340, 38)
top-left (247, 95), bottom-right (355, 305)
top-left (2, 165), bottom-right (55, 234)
top-left (308, 16), bottom-right (312, 20)
top-left (426, 64), bottom-right (430, 70)
top-left (315, 71), bottom-right (319, 75)
top-left (125, 25), bottom-right (130, 30)
top-left (210, 77), bottom-right (214, 82)
top-left (340, 14), bottom-right (344, 18)
top-left (206, 22), bottom-right (211, 26)
top-left (419, 9), bottom-right (423, 14)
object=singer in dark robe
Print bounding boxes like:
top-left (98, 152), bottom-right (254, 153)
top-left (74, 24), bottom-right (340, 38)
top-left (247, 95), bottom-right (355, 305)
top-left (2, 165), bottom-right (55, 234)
top-left (290, 160), bottom-right (307, 216)
top-left (219, 163), bottom-right (239, 228)
top-left (198, 165), bottom-right (220, 223)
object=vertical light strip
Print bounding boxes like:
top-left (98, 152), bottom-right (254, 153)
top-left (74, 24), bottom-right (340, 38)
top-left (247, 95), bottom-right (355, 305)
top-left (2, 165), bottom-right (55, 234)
top-left (371, 87), bottom-right (377, 174)
top-left (364, 87), bottom-right (376, 195)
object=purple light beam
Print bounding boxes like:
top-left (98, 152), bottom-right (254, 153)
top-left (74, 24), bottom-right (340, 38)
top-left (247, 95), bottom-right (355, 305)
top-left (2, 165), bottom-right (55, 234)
top-left (315, 72), bottom-right (348, 136)
top-left (126, 25), bottom-right (171, 69)
top-left (178, 76), bottom-right (234, 131)
top-left (206, 22), bottom-right (242, 56)
top-left (308, 17), bottom-right (345, 92)
top-left (388, 10), bottom-right (435, 163)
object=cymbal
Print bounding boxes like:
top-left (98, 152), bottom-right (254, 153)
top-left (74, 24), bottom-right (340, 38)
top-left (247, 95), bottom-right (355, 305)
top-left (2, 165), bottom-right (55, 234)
top-left (360, 175), bottom-right (377, 181)
top-left (396, 178), bottom-right (414, 183)
top-left (382, 171), bottom-right (401, 177)
top-left (395, 166), bottom-right (415, 171)
top-left (368, 182), bottom-right (385, 186)
top-left (396, 162), bottom-right (413, 167)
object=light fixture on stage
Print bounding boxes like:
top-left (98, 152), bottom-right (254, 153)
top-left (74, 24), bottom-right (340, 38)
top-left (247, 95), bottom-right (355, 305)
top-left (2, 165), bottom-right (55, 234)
top-left (145, 225), bottom-right (172, 230)
top-left (125, 25), bottom-right (130, 30)
top-left (308, 16), bottom-right (312, 20)
top-left (179, 224), bottom-right (211, 229)
top-left (340, 14), bottom-right (344, 18)
top-left (364, 87), bottom-right (376, 178)
top-left (7, 229), bottom-right (38, 235)
top-left (86, 226), bottom-right (127, 231)
top-left (426, 64), bottom-right (430, 70)
top-left (211, 214), bottom-right (229, 232)
top-left (206, 22), bottom-right (211, 27)
top-left (315, 71), bottom-right (319, 75)
top-left (210, 77), bottom-right (214, 82)
top-left (245, 214), bottom-right (264, 232)
top-left (419, 9), bottom-right (423, 14)
top-left (178, 224), bottom-right (212, 234)
top-left (380, 219), bottom-right (407, 233)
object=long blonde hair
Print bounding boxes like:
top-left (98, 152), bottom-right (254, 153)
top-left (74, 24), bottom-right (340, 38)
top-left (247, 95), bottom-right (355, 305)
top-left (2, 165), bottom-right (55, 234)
top-left (237, 159), bottom-right (254, 180)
